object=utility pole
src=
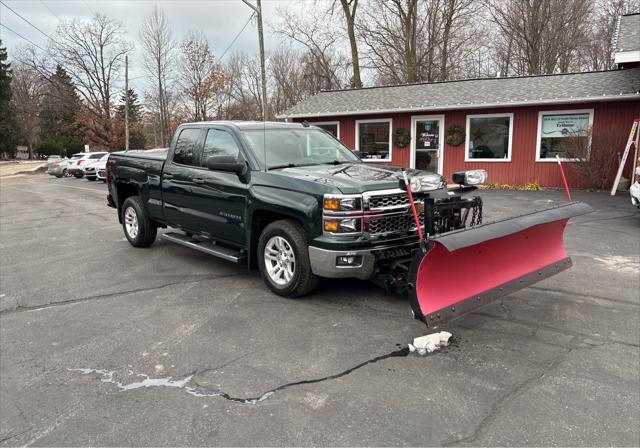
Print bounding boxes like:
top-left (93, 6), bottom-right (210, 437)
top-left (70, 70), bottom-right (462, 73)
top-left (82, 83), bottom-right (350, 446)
top-left (125, 54), bottom-right (130, 151)
top-left (242, 0), bottom-right (267, 121)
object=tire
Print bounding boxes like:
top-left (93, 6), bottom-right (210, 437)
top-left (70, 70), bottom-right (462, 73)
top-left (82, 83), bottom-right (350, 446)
top-left (73, 171), bottom-right (83, 178)
top-left (257, 220), bottom-right (319, 298)
top-left (121, 196), bottom-right (157, 248)
top-left (55, 173), bottom-right (63, 178)
top-left (62, 169), bottom-right (68, 177)
top-left (86, 176), bottom-right (96, 181)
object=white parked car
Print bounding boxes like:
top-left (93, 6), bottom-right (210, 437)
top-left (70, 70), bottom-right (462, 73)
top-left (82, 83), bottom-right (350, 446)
top-left (85, 153), bottom-right (110, 182)
top-left (94, 153), bottom-right (110, 182)
top-left (69, 152), bottom-right (108, 178)
top-left (630, 166), bottom-right (640, 208)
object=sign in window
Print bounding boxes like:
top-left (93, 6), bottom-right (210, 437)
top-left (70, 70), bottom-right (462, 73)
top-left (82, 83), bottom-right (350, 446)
top-left (538, 112), bottom-right (591, 160)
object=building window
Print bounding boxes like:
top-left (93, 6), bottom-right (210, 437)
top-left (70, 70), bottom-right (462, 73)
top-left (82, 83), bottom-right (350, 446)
top-left (465, 113), bottom-right (513, 162)
top-left (310, 121), bottom-right (340, 139)
top-left (536, 110), bottom-right (593, 161)
top-left (356, 119), bottom-right (392, 162)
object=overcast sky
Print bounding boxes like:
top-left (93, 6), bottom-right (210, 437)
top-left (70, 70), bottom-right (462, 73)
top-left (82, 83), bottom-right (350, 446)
top-left (0, 0), bottom-right (305, 94)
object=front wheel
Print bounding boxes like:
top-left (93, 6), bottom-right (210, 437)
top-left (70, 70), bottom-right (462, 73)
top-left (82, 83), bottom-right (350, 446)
top-left (121, 196), bottom-right (157, 248)
top-left (73, 171), bottom-right (83, 178)
top-left (257, 220), bottom-right (319, 298)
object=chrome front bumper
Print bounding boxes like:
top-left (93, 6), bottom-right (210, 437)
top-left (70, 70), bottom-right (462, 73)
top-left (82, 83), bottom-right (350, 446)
top-left (308, 246), bottom-right (376, 279)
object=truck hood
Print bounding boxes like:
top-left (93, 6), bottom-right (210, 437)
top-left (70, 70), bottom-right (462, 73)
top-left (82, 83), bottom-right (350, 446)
top-left (270, 162), bottom-right (440, 194)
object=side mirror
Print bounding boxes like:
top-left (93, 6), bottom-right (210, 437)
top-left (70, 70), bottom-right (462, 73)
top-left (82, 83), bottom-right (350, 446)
top-left (207, 155), bottom-right (246, 175)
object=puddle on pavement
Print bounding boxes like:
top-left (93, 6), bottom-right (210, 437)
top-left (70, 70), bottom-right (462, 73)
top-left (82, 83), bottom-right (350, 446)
top-left (68, 340), bottom-right (457, 405)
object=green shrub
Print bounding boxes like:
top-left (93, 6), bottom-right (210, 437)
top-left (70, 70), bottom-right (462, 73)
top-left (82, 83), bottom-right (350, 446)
top-left (37, 138), bottom-right (65, 156)
top-left (482, 182), bottom-right (543, 191)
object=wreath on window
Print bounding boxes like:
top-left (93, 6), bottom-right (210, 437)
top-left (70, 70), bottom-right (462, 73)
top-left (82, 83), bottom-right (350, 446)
top-left (393, 127), bottom-right (411, 148)
top-left (445, 125), bottom-right (465, 147)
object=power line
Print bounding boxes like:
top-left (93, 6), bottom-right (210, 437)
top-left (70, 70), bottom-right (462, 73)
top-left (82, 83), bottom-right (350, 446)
top-left (39, 0), bottom-right (60, 21)
top-left (82, 0), bottom-right (94, 15)
top-left (0, 23), bottom-right (47, 52)
top-left (0, 1), bottom-right (53, 41)
top-left (218, 12), bottom-right (255, 62)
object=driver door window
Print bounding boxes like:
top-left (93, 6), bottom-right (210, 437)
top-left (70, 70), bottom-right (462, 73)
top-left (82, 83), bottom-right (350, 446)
top-left (200, 129), bottom-right (241, 167)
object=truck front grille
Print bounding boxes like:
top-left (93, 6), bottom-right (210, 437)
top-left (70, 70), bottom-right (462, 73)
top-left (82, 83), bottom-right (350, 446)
top-left (368, 212), bottom-right (424, 235)
top-left (368, 193), bottom-right (410, 209)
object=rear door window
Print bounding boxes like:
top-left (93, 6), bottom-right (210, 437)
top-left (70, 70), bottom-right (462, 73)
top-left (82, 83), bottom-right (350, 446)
top-left (173, 128), bottom-right (202, 166)
top-left (89, 153), bottom-right (106, 159)
top-left (200, 129), bottom-right (241, 167)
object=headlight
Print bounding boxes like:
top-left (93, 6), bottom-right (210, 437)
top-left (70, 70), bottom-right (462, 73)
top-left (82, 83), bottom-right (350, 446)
top-left (409, 174), bottom-right (445, 192)
top-left (323, 194), bottom-right (362, 212)
top-left (452, 169), bottom-right (487, 186)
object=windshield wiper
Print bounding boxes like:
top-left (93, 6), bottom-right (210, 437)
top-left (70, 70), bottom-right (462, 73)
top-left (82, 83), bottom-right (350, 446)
top-left (268, 163), bottom-right (299, 170)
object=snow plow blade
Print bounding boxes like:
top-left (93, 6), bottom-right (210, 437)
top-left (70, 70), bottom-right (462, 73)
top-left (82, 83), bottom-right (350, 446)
top-left (407, 202), bottom-right (592, 327)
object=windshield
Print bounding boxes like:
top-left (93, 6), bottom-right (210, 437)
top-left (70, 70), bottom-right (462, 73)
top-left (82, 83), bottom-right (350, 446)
top-left (243, 128), bottom-right (359, 169)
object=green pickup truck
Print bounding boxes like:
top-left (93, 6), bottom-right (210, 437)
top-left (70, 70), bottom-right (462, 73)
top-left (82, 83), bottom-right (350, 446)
top-left (106, 121), bottom-right (592, 326)
top-left (106, 121), bottom-right (488, 299)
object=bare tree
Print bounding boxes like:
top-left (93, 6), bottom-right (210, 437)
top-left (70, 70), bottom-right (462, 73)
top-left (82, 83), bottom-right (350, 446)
top-left (11, 61), bottom-right (44, 158)
top-left (179, 31), bottom-right (224, 121)
top-left (486, 0), bottom-right (593, 76)
top-left (274, 8), bottom-right (349, 91)
top-left (335, 0), bottom-right (363, 88)
top-left (582, 0), bottom-right (640, 70)
top-left (48, 14), bottom-right (132, 148)
top-left (140, 6), bottom-right (176, 146)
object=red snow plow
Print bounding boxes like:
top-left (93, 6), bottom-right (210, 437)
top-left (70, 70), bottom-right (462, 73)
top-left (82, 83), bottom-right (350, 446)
top-left (403, 186), bottom-right (592, 327)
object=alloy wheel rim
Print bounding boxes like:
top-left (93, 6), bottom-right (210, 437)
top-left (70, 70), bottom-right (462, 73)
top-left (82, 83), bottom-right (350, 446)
top-left (264, 236), bottom-right (295, 286)
top-left (124, 207), bottom-right (139, 239)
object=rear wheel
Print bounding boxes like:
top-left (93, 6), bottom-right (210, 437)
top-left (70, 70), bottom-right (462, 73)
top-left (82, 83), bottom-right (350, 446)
top-left (257, 220), bottom-right (318, 298)
top-left (122, 196), bottom-right (157, 248)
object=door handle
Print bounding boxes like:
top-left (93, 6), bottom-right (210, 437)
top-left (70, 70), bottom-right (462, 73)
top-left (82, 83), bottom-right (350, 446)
top-left (164, 173), bottom-right (174, 180)
top-left (193, 178), bottom-right (205, 184)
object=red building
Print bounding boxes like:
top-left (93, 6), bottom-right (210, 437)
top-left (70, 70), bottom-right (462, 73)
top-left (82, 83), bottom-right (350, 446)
top-left (278, 16), bottom-right (640, 188)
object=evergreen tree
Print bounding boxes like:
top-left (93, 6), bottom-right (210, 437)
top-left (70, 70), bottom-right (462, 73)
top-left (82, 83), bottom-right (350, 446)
top-left (117, 88), bottom-right (143, 123)
top-left (40, 64), bottom-right (81, 139)
top-left (116, 88), bottom-right (146, 149)
top-left (0, 41), bottom-right (18, 157)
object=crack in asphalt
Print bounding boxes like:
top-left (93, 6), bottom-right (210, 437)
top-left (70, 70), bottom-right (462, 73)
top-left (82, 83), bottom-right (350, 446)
top-left (528, 286), bottom-right (640, 307)
top-left (70, 346), bottom-right (415, 405)
top-left (441, 335), bottom-right (581, 446)
top-left (474, 310), bottom-right (640, 348)
top-left (0, 273), bottom-right (243, 316)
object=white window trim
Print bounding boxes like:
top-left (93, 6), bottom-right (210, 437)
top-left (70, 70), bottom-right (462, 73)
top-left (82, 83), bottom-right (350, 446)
top-left (465, 113), bottom-right (514, 162)
top-left (535, 108), bottom-right (594, 162)
top-left (410, 115), bottom-right (445, 174)
top-left (355, 118), bottom-right (393, 162)
top-left (309, 121), bottom-right (340, 139)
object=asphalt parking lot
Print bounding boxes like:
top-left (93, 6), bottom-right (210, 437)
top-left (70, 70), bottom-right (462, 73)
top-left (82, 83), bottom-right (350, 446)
top-left (1, 174), bottom-right (639, 446)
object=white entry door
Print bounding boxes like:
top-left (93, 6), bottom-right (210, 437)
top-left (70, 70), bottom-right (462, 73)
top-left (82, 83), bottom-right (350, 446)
top-left (411, 115), bottom-right (444, 174)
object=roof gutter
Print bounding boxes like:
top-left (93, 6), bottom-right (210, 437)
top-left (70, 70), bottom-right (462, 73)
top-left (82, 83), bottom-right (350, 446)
top-left (276, 93), bottom-right (640, 119)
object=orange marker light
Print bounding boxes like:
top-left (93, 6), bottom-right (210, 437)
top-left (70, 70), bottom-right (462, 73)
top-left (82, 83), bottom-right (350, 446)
top-left (323, 219), bottom-right (340, 232)
top-left (324, 198), bottom-right (340, 210)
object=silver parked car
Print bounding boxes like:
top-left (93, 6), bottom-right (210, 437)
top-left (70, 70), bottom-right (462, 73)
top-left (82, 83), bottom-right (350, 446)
top-left (49, 158), bottom-right (71, 178)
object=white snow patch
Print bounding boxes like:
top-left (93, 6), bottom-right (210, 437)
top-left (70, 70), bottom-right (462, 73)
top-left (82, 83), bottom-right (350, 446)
top-left (593, 255), bottom-right (640, 275)
top-left (408, 331), bottom-right (452, 356)
top-left (67, 368), bottom-right (272, 404)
